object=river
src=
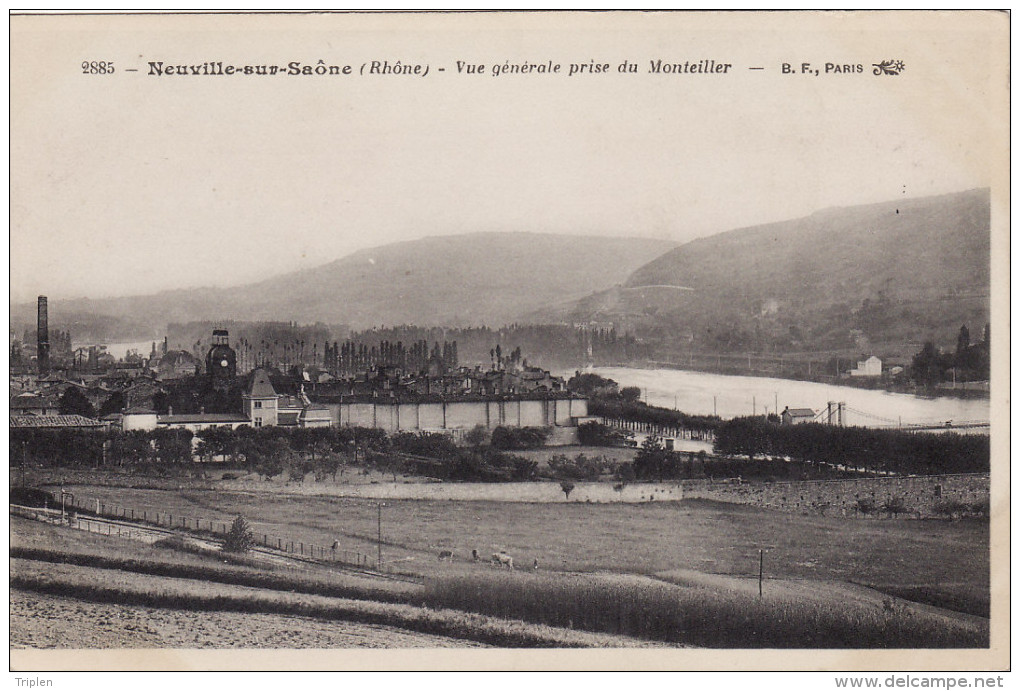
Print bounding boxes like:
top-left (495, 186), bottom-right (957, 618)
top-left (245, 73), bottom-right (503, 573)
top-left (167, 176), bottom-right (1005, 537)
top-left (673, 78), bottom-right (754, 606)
top-left (563, 366), bottom-right (990, 429)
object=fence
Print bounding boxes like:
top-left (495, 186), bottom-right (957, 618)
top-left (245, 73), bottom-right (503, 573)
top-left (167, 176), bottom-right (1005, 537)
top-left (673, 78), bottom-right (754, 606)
top-left (61, 495), bottom-right (381, 573)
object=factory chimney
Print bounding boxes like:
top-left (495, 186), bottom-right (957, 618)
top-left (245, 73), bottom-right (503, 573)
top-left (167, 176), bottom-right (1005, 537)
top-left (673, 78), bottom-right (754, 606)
top-left (37, 295), bottom-right (50, 375)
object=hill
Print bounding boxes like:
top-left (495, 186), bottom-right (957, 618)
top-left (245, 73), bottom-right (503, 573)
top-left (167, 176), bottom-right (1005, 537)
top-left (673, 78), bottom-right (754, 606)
top-left (11, 233), bottom-right (675, 338)
top-left (540, 189), bottom-right (991, 357)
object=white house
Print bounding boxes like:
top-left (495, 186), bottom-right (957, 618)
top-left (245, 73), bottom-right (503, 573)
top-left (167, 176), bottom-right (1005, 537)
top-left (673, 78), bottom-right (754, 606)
top-left (850, 356), bottom-right (882, 377)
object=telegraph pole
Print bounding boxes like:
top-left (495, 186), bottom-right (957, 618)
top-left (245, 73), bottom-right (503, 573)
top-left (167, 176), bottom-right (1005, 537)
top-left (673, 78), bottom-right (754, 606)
top-left (758, 550), bottom-right (764, 598)
top-left (377, 502), bottom-right (383, 570)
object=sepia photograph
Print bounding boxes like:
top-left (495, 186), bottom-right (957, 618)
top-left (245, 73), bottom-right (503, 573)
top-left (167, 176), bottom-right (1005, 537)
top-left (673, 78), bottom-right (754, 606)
top-left (8, 10), bottom-right (1009, 674)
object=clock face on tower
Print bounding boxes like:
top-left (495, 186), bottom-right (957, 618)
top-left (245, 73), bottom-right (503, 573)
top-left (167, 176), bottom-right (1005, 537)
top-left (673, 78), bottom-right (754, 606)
top-left (221, 359), bottom-right (228, 367)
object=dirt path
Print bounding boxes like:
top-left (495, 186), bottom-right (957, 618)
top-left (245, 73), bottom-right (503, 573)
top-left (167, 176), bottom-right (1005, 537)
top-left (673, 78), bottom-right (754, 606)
top-left (10, 589), bottom-right (488, 649)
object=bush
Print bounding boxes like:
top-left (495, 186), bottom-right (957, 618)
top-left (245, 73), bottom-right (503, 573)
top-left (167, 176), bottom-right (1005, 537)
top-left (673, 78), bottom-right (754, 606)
top-left (882, 496), bottom-right (909, 517)
top-left (933, 500), bottom-right (968, 520)
top-left (10, 487), bottom-right (56, 508)
top-left (547, 454), bottom-right (607, 481)
top-left (855, 498), bottom-right (877, 516)
top-left (490, 426), bottom-right (549, 451)
top-left (222, 515), bottom-right (255, 553)
top-left (577, 422), bottom-right (634, 447)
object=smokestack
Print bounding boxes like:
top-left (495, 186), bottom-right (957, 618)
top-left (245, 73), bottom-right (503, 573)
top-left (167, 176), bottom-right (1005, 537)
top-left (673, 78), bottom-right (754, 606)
top-left (37, 295), bottom-right (50, 375)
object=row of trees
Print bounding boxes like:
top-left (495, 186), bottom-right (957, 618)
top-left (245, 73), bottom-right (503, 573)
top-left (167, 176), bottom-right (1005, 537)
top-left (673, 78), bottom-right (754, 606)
top-left (567, 372), bottom-right (721, 434)
top-left (323, 339), bottom-right (459, 378)
top-left (11, 428), bottom-right (194, 468)
top-left (587, 397), bottom-right (721, 434)
top-left (625, 435), bottom-right (868, 482)
top-left (10, 423), bottom-right (551, 484)
top-left (910, 324), bottom-right (991, 386)
top-left (712, 417), bottom-right (989, 476)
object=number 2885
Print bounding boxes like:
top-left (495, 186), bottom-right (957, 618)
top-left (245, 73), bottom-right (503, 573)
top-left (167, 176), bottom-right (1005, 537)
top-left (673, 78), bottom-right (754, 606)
top-left (82, 61), bottom-right (115, 74)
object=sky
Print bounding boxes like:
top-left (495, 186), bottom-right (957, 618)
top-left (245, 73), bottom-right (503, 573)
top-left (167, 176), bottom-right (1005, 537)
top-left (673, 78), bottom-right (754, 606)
top-left (9, 11), bottom-right (1008, 303)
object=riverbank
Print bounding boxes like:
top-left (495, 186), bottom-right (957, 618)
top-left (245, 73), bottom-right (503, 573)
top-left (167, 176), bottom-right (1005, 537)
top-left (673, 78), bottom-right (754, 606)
top-left (636, 359), bottom-right (989, 400)
top-left (565, 366), bottom-right (991, 426)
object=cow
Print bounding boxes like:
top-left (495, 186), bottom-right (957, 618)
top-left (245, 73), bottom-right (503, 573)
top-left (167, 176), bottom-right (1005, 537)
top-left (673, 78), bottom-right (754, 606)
top-left (438, 550), bottom-right (454, 561)
top-left (471, 549), bottom-right (480, 562)
top-left (491, 552), bottom-right (514, 570)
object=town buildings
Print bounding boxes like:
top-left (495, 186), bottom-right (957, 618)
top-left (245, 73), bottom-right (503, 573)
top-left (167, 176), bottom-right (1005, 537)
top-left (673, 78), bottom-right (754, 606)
top-left (11, 324), bottom-right (587, 440)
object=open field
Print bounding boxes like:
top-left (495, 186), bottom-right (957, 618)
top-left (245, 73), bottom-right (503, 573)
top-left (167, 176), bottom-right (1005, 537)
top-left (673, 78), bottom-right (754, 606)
top-left (9, 526), bottom-right (661, 649)
top-left (423, 571), bottom-right (987, 648)
top-left (38, 481), bottom-right (989, 616)
top-left (11, 590), bottom-right (489, 649)
top-left (11, 499), bottom-right (988, 648)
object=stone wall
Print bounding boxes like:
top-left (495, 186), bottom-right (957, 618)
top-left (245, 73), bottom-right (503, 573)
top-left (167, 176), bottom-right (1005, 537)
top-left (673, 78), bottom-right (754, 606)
top-left (682, 473), bottom-right (989, 518)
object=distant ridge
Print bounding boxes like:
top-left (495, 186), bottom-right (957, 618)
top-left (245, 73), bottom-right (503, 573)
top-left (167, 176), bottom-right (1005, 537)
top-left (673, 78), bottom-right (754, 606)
top-left (10, 232), bottom-right (676, 336)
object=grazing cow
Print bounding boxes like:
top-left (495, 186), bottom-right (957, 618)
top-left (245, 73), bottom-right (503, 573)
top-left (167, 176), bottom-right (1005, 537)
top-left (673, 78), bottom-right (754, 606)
top-left (491, 552), bottom-right (514, 570)
top-left (331, 540), bottom-right (339, 551)
top-left (471, 549), bottom-right (480, 562)
top-left (533, 558), bottom-right (539, 571)
top-left (438, 550), bottom-right (454, 561)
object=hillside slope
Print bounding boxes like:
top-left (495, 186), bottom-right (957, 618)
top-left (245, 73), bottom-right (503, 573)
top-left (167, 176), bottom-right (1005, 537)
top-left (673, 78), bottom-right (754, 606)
top-left (545, 189), bottom-right (990, 354)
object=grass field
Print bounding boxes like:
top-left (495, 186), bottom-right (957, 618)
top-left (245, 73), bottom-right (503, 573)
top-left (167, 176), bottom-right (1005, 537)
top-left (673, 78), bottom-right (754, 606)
top-left (10, 515), bottom-right (987, 648)
top-left (43, 481), bottom-right (989, 617)
top-left (9, 518), bottom-right (658, 649)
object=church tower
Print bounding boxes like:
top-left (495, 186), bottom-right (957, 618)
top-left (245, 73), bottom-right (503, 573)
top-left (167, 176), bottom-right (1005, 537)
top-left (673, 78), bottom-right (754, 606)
top-left (206, 329), bottom-right (237, 380)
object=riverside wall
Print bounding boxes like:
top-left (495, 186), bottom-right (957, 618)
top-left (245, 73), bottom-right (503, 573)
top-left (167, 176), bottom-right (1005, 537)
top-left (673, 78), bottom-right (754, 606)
top-left (682, 473), bottom-right (989, 518)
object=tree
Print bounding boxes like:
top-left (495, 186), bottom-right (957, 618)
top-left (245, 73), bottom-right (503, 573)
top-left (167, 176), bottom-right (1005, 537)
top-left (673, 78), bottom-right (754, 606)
top-left (246, 436), bottom-right (290, 480)
top-left (955, 325), bottom-right (971, 359)
top-left (620, 386), bottom-right (642, 402)
top-left (316, 452), bottom-right (343, 482)
top-left (560, 481), bottom-right (575, 500)
top-left (288, 463), bottom-right (307, 483)
top-left (151, 428), bottom-right (194, 464)
top-left (98, 392), bottom-right (126, 417)
top-left (910, 341), bottom-right (948, 386)
top-left (463, 425), bottom-right (488, 448)
top-left (882, 495), bottom-right (909, 518)
top-left (222, 515), bottom-right (255, 553)
top-left (59, 387), bottom-right (96, 418)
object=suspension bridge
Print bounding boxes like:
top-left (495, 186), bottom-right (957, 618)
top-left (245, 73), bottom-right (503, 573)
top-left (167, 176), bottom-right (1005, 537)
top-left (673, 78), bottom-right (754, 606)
top-left (808, 402), bottom-right (990, 432)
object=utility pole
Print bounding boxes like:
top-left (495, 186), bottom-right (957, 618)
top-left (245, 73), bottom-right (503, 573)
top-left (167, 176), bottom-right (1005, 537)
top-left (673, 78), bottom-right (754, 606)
top-left (758, 550), bottom-right (764, 598)
top-left (752, 395), bottom-right (756, 416)
top-left (713, 395), bottom-right (717, 417)
top-left (377, 502), bottom-right (383, 570)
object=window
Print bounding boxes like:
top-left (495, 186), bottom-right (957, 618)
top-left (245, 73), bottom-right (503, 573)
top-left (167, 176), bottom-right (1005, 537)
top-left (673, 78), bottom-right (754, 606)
top-left (254, 401), bottom-right (262, 409)
top-left (254, 418), bottom-right (262, 428)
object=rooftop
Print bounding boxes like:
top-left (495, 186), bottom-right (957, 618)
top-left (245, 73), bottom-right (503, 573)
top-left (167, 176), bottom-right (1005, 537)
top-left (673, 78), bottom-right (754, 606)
top-left (10, 414), bottom-right (105, 429)
top-left (248, 369), bottom-right (278, 398)
top-left (157, 413), bottom-right (250, 424)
